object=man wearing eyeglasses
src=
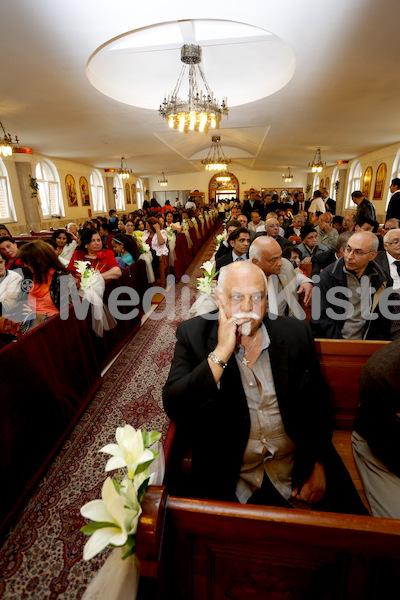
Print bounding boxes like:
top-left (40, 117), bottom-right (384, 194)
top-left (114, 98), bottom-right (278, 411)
top-left (311, 231), bottom-right (391, 340)
top-left (374, 228), bottom-right (400, 340)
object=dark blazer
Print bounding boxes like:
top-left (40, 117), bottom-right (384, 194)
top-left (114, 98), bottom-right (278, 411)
top-left (214, 241), bottom-right (230, 261)
top-left (163, 314), bottom-right (367, 514)
top-left (324, 198), bottom-right (336, 215)
top-left (242, 199), bottom-right (263, 219)
top-left (292, 200), bottom-right (311, 214)
top-left (311, 248), bottom-right (337, 278)
top-left (386, 191), bottom-right (400, 221)
top-left (374, 250), bottom-right (391, 279)
top-left (311, 257), bottom-right (391, 340)
top-left (215, 251), bottom-right (249, 276)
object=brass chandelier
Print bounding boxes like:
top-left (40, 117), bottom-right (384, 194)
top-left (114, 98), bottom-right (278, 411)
top-left (201, 136), bottom-right (231, 171)
top-left (0, 121), bottom-right (19, 157)
top-left (282, 167), bottom-right (293, 183)
top-left (158, 172), bottom-right (168, 187)
top-left (159, 44), bottom-right (228, 134)
top-left (117, 157), bottom-right (132, 179)
top-left (308, 148), bottom-right (326, 173)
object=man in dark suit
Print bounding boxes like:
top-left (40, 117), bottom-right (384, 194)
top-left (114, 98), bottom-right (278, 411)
top-left (215, 227), bottom-right (250, 274)
top-left (214, 220), bottom-right (241, 261)
top-left (242, 191), bottom-right (263, 219)
top-left (163, 261), bottom-right (367, 514)
top-left (386, 178), bottom-right (400, 221)
top-left (292, 191), bottom-right (311, 214)
top-left (321, 187), bottom-right (336, 215)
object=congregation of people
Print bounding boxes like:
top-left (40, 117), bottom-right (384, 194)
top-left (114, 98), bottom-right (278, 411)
top-left (2, 182), bottom-right (400, 522)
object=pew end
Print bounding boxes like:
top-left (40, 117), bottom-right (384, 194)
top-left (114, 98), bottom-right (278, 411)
top-left (136, 485), bottom-right (400, 599)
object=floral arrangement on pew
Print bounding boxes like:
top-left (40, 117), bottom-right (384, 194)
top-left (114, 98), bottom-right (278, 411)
top-left (181, 219), bottom-right (189, 232)
top-left (215, 231), bottom-right (227, 251)
top-left (80, 424), bottom-right (162, 600)
top-left (138, 239), bottom-right (150, 254)
top-left (74, 260), bottom-right (116, 336)
top-left (189, 259), bottom-right (218, 317)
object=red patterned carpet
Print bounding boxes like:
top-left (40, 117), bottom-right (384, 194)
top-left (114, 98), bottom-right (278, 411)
top-left (0, 231), bottom-right (218, 600)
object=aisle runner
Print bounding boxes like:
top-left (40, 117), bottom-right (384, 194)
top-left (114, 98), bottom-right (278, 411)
top-left (0, 232), bottom-right (218, 600)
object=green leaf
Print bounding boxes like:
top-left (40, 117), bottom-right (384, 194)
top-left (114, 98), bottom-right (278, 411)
top-left (142, 430), bottom-right (161, 448)
top-left (81, 521), bottom-right (118, 535)
top-left (137, 477), bottom-right (150, 504)
top-left (135, 459), bottom-right (154, 476)
top-left (122, 537), bottom-right (136, 560)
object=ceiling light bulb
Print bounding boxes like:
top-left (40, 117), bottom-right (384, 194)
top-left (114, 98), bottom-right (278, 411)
top-left (179, 114), bottom-right (185, 132)
top-left (168, 116), bottom-right (174, 128)
top-left (199, 113), bottom-right (207, 132)
top-left (211, 116), bottom-right (216, 128)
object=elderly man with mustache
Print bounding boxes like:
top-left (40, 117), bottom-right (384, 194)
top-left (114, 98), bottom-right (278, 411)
top-left (163, 261), bottom-right (367, 515)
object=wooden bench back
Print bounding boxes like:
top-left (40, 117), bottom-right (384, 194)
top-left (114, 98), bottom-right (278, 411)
top-left (315, 338), bottom-right (389, 430)
top-left (137, 486), bottom-right (400, 600)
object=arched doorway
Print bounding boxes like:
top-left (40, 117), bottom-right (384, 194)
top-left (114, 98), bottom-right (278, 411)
top-left (209, 172), bottom-right (239, 203)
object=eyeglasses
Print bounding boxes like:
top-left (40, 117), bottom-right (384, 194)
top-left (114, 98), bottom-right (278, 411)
top-left (385, 239), bottom-right (400, 246)
top-left (344, 245), bottom-right (374, 257)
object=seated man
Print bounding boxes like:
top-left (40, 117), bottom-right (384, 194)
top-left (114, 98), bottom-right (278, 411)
top-left (311, 231), bottom-right (391, 340)
top-left (163, 261), bottom-right (367, 514)
top-left (215, 227), bottom-right (250, 273)
top-left (352, 340), bottom-right (400, 518)
top-left (315, 212), bottom-right (339, 250)
top-left (342, 214), bottom-right (356, 233)
top-left (311, 231), bottom-right (353, 278)
top-left (284, 213), bottom-right (307, 244)
top-left (249, 236), bottom-right (312, 318)
top-left (374, 227), bottom-right (400, 339)
top-left (296, 224), bottom-right (329, 261)
top-left (255, 216), bottom-right (292, 248)
top-left (247, 210), bottom-right (265, 234)
top-left (214, 220), bottom-right (241, 260)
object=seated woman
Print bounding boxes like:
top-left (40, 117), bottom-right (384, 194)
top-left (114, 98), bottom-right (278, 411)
top-left (165, 210), bottom-right (182, 233)
top-left (99, 222), bottom-right (114, 251)
top-left (68, 228), bottom-right (122, 283)
top-left (0, 236), bottom-right (31, 278)
top-left (117, 219), bottom-right (126, 233)
top-left (0, 256), bottom-right (22, 316)
top-left (0, 225), bottom-right (12, 238)
top-left (111, 233), bottom-right (140, 267)
top-left (16, 240), bottom-right (74, 330)
top-left (133, 217), bottom-right (145, 233)
top-left (51, 228), bottom-right (78, 267)
top-left (141, 217), bottom-right (168, 278)
top-left (124, 219), bottom-right (135, 237)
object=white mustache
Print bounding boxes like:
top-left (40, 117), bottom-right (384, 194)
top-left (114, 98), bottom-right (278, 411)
top-left (232, 311), bottom-right (260, 321)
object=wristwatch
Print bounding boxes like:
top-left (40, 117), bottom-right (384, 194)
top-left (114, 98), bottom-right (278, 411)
top-left (208, 352), bottom-right (228, 369)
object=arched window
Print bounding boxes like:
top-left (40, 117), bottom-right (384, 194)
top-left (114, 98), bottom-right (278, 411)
top-left (330, 167), bottom-right (339, 200)
top-left (345, 161), bottom-right (362, 208)
top-left (0, 159), bottom-right (16, 221)
top-left (136, 179), bottom-right (144, 208)
top-left (35, 160), bottom-right (63, 217)
top-left (113, 175), bottom-right (125, 211)
top-left (387, 149), bottom-right (400, 209)
top-left (90, 169), bottom-right (106, 213)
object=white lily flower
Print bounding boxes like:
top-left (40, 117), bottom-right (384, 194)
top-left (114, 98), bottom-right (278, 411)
top-left (100, 424), bottom-right (155, 480)
top-left (201, 260), bottom-right (215, 277)
top-left (81, 477), bottom-right (142, 560)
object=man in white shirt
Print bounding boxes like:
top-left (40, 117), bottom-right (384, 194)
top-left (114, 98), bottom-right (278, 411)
top-left (308, 190), bottom-right (326, 216)
top-left (247, 210), bottom-right (265, 233)
top-left (249, 236), bottom-right (313, 318)
top-left (185, 198), bottom-right (197, 210)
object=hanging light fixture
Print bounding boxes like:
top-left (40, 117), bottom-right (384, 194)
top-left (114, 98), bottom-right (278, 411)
top-left (282, 167), bottom-right (293, 183)
top-left (201, 136), bottom-right (231, 171)
top-left (308, 148), bottom-right (326, 173)
top-left (117, 157), bottom-right (132, 179)
top-left (159, 44), bottom-right (228, 134)
top-left (159, 172), bottom-right (168, 187)
top-left (0, 121), bottom-right (19, 157)
top-left (216, 171), bottom-right (231, 183)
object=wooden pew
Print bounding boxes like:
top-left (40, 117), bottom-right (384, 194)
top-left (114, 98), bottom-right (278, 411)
top-left (136, 339), bottom-right (398, 598)
top-left (136, 486), bottom-right (400, 600)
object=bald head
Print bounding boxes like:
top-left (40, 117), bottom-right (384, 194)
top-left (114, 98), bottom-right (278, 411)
top-left (249, 236), bottom-right (283, 276)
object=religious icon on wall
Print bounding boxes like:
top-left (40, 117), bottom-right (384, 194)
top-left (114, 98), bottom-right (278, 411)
top-left (79, 176), bottom-right (90, 206)
top-left (362, 166), bottom-right (373, 199)
top-left (373, 163), bottom-right (386, 201)
top-left (65, 174), bottom-right (78, 207)
top-left (125, 182), bottom-right (131, 204)
top-left (131, 184), bottom-right (136, 205)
